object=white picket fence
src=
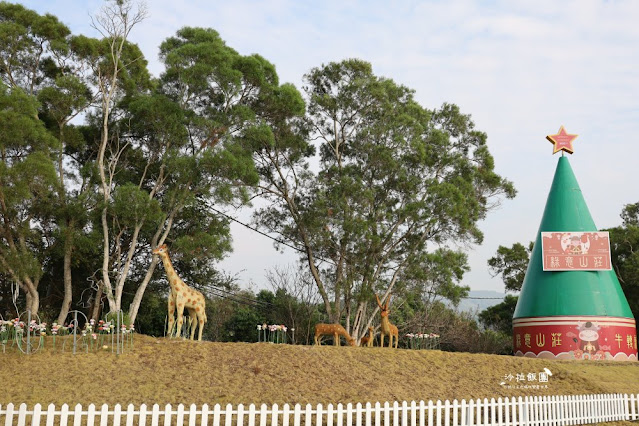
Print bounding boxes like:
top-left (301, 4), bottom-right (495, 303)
top-left (1, 394), bottom-right (638, 426)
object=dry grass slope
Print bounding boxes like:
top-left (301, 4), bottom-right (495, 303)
top-left (1, 334), bottom-right (638, 408)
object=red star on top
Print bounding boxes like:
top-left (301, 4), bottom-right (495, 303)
top-left (546, 126), bottom-right (578, 155)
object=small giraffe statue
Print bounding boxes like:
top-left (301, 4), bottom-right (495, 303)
top-left (376, 293), bottom-right (398, 348)
top-left (152, 244), bottom-right (207, 341)
top-left (314, 323), bottom-right (355, 346)
top-left (360, 326), bottom-right (375, 347)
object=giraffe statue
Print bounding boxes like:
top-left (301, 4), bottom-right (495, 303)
top-left (376, 293), bottom-right (398, 348)
top-left (152, 244), bottom-right (207, 341)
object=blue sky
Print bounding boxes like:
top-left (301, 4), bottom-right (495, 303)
top-left (20, 0), bottom-right (639, 293)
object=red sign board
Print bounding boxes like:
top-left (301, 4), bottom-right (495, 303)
top-left (513, 316), bottom-right (637, 361)
top-left (541, 232), bottom-right (611, 271)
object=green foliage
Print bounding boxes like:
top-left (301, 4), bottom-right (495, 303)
top-left (0, 2), bottom-right (71, 92)
top-left (0, 83), bottom-right (58, 288)
top-left (478, 295), bottom-right (518, 334)
top-left (607, 202), bottom-right (639, 319)
top-left (223, 305), bottom-right (263, 342)
top-left (401, 248), bottom-right (470, 307)
top-left (487, 242), bottom-right (533, 292)
top-left (133, 292), bottom-right (168, 337)
top-left (255, 58), bottom-right (515, 334)
top-left (104, 310), bottom-right (132, 327)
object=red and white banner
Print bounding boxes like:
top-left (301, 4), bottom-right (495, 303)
top-left (513, 316), bottom-right (637, 361)
top-left (541, 232), bottom-right (611, 271)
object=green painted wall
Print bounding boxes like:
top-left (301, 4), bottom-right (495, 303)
top-left (513, 156), bottom-right (633, 319)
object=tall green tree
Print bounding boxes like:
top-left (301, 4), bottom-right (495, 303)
top-left (487, 241), bottom-right (533, 292)
top-left (79, 0), bottom-right (150, 317)
top-left (124, 26), bottom-right (305, 324)
top-left (0, 2), bottom-right (91, 320)
top-left (254, 59), bottom-right (515, 341)
top-left (607, 202), bottom-right (639, 319)
top-left (0, 82), bottom-right (58, 314)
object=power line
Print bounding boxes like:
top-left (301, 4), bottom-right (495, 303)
top-left (463, 297), bottom-right (504, 300)
top-left (208, 206), bottom-right (506, 302)
top-left (208, 205), bottom-right (336, 265)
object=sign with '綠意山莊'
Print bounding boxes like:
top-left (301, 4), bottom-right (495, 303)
top-left (541, 232), bottom-right (611, 271)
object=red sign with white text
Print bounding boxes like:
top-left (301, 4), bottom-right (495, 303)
top-left (541, 232), bottom-right (611, 271)
top-left (513, 316), bottom-right (637, 361)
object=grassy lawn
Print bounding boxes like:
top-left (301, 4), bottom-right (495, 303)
top-left (1, 334), bottom-right (638, 408)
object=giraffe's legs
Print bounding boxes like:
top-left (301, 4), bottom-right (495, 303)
top-left (175, 302), bottom-right (185, 339)
top-left (187, 308), bottom-right (197, 340)
top-left (197, 316), bottom-right (205, 341)
top-left (167, 297), bottom-right (176, 337)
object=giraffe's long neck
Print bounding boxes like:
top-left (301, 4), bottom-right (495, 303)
top-left (159, 254), bottom-right (181, 290)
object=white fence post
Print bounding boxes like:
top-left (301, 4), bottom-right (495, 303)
top-left (112, 403), bottom-right (122, 426)
top-left (409, 401), bottom-right (418, 426)
top-left (235, 404), bottom-right (243, 426)
top-left (87, 403), bottom-right (97, 426)
top-left (74, 403), bottom-right (83, 426)
top-left (47, 404), bottom-right (55, 426)
top-left (31, 403), bottom-right (42, 426)
top-left (382, 402), bottom-right (389, 426)
top-left (225, 404), bottom-right (234, 426)
top-left (295, 404), bottom-right (304, 426)
top-left (17, 403), bottom-right (28, 425)
top-left (259, 403), bottom-right (268, 426)
top-left (419, 401), bottom-right (426, 426)
top-left (427, 400), bottom-right (434, 426)
top-left (373, 402), bottom-right (380, 426)
top-left (126, 403), bottom-right (136, 426)
top-left (163, 403), bottom-right (172, 426)
top-left (316, 403), bottom-right (323, 426)
top-left (305, 404), bottom-right (313, 426)
top-left (401, 401), bottom-right (408, 426)
top-left (326, 403), bottom-right (334, 426)
top-left (272, 403), bottom-right (279, 426)
top-left (459, 400), bottom-right (466, 426)
top-left (189, 403), bottom-right (198, 426)
top-left (357, 403), bottom-right (365, 426)
top-left (139, 404), bottom-right (148, 426)
top-left (98, 403), bottom-right (108, 426)
top-left (4, 403), bottom-right (15, 426)
top-left (214, 404), bottom-right (223, 426)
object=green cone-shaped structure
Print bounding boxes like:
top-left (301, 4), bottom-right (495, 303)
top-left (513, 156), bottom-right (637, 361)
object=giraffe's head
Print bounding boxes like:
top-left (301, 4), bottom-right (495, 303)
top-left (152, 244), bottom-right (168, 256)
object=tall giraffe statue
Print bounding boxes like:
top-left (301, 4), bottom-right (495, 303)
top-left (152, 244), bottom-right (207, 341)
top-left (376, 293), bottom-right (398, 348)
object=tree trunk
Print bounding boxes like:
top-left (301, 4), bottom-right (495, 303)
top-left (113, 222), bottom-right (143, 312)
top-left (128, 255), bottom-right (159, 325)
top-left (56, 222), bottom-right (75, 324)
top-left (91, 285), bottom-right (103, 321)
top-left (25, 283), bottom-right (39, 315)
